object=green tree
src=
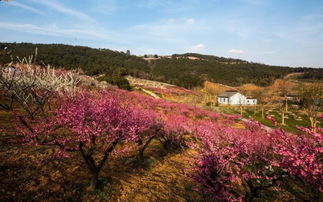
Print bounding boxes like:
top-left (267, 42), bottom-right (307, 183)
top-left (98, 68), bottom-right (132, 90)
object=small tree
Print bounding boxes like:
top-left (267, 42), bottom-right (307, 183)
top-left (272, 79), bottom-right (295, 113)
top-left (252, 88), bottom-right (271, 119)
top-left (298, 83), bottom-right (323, 132)
top-left (157, 114), bottom-right (190, 151)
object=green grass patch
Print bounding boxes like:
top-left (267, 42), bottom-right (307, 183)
top-left (216, 106), bottom-right (322, 134)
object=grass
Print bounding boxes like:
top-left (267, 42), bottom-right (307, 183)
top-left (215, 105), bottom-right (321, 134)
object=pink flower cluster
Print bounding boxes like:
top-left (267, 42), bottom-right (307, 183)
top-left (189, 118), bottom-right (322, 200)
top-left (189, 120), bottom-right (272, 200)
top-left (266, 115), bottom-right (277, 125)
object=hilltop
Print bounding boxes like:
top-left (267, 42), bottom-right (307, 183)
top-left (1, 43), bottom-right (322, 89)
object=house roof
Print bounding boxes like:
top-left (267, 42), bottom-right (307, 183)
top-left (218, 91), bottom-right (239, 98)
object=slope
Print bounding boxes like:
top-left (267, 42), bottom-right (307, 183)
top-left (1, 43), bottom-right (322, 89)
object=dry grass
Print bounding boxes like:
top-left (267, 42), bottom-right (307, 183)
top-left (0, 114), bottom-right (201, 202)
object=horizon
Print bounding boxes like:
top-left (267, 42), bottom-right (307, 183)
top-left (1, 0), bottom-right (323, 68)
top-left (2, 41), bottom-right (319, 69)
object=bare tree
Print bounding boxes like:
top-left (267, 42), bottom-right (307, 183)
top-left (0, 62), bottom-right (79, 121)
top-left (298, 83), bottom-right (323, 132)
top-left (252, 88), bottom-right (273, 119)
top-left (272, 79), bottom-right (297, 125)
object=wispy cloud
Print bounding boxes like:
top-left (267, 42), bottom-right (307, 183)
top-left (89, 0), bottom-right (118, 15)
top-left (228, 49), bottom-right (244, 54)
top-left (7, 1), bottom-right (43, 15)
top-left (130, 18), bottom-right (208, 41)
top-left (0, 22), bottom-right (109, 39)
top-left (190, 43), bottom-right (205, 51)
top-left (273, 13), bottom-right (323, 46)
top-left (186, 18), bottom-right (196, 25)
top-left (29, 0), bottom-right (96, 23)
top-left (138, 0), bottom-right (204, 13)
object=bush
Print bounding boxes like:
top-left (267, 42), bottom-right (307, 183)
top-left (98, 68), bottom-right (131, 90)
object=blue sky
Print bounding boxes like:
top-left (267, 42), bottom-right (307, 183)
top-left (0, 0), bottom-right (323, 67)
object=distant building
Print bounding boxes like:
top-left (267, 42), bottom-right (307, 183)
top-left (218, 91), bottom-right (257, 105)
top-left (126, 50), bottom-right (130, 55)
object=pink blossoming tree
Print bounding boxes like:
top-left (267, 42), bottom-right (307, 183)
top-left (15, 91), bottom-right (155, 191)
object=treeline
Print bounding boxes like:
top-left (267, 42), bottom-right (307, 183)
top-left (0, 43), bottom-right (321, 88)
top-left (150, 58), bottom-right (292, 87)
top-left (0, 43), bottom-right (150, 76)
top-left (298, 70), bottom-right (323, 80)
top-left (172, 53), bottom-right (247, 63)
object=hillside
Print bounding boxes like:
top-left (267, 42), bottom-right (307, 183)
top-left (0, 43), bottom-right (150, 76)
top-left (172, 53), bottom-right (248, 64)
top-left (1, 63), bottom-right (321, 201)
top-left (1, 43), bottom-right (322, 88)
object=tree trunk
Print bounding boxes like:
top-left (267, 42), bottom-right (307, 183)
top-left (309, 117), bottom-right (315, 132)
top-left (137, 135), bottom-right (156, 162)
top-left (254, 105), bottom-right (258, 115)
top-left (240, 105), bottom-right (243, 116)
top-left (138, 149), bottom-right (145, 162)
top-left (285, 98), bottom-right (288, 112)
top-left (89, 171), bottom-right (99, 191)
top-left (281, 111), bottom-right (285, 125)
top-left (261, 107), bottom-right (264, 119)
top-left (163, 139), bottom-right (172, 151)
top-left (79, 140), bottom-right (119, 192)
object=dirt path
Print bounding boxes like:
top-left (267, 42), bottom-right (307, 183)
top-left (140, 88), bottom-right (160, 99)
top-left (284, 72), bottom-right (304, 80)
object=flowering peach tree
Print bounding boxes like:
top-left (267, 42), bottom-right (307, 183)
top-left (14, 91), bottom-right (155, 190)
top-left (189, 117), bottom-right (322, 201)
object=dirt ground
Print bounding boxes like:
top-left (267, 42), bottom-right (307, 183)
top-left (0, 133), bottom-right (201, 202)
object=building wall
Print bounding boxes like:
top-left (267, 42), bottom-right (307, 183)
top-left (218, 97), bottom-right (229, 104)
top-left (246, 99), bottom-right (257, 105)
top-left (229, 93), bottom-right (246, 105)
top-left (218, 93), bottom-right (257, 105)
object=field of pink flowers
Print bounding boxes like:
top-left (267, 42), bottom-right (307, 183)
top-left (0, 64), bottom-right (322, 201)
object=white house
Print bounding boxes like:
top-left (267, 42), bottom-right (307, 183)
top-left (218, 91), bottom-right (257, 105)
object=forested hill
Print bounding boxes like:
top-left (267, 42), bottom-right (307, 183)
top-left (0, 42), bottom-right (149, 76)
top-left (172, 53), bottom-right (247, 63)
top-left (151, 57), bottom-right (290, 87)
top-left (0, 43), bottom-right (321, 88)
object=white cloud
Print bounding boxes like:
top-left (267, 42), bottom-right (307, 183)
top-left (191, 43), bottom-right (205, 51)
top-left (0, 22), bottom-right (110, 40)
top-left (186, 18), bottom-right (195, 24)
top-left (7, 1), bottom-right (43, 15)
top-left (29, 0), bottom-right (96, 23)
top-left (228, 49), bottom-right (244, 54)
